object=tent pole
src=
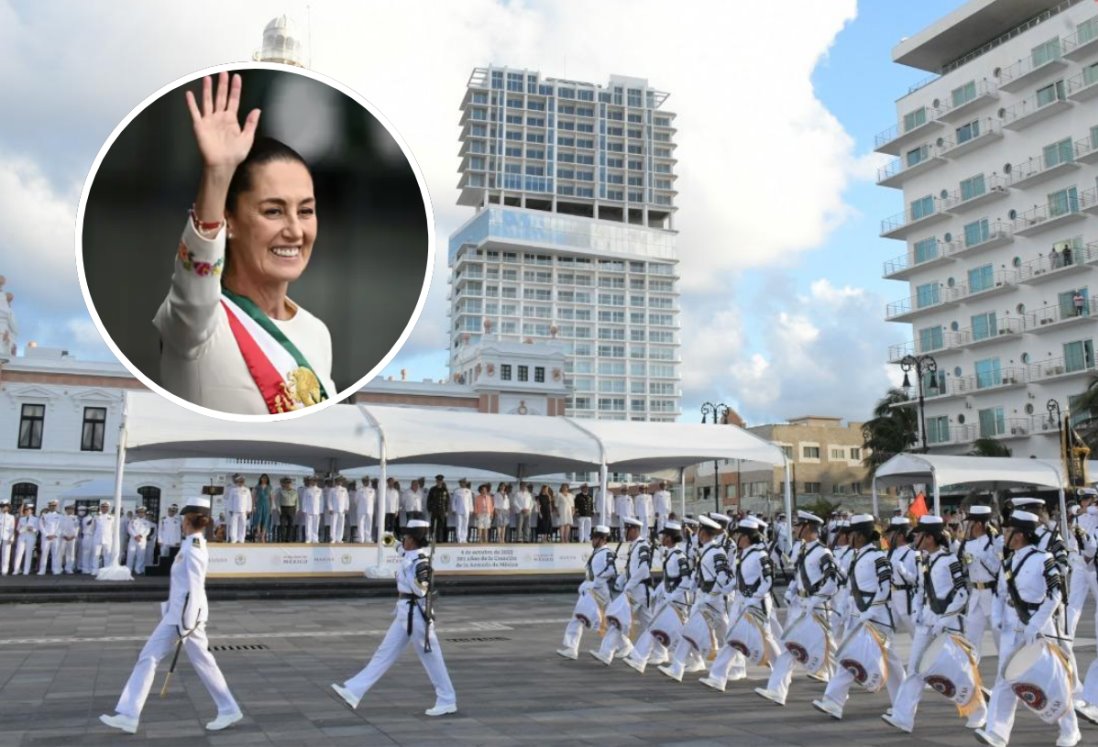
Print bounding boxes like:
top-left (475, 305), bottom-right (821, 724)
top-left (599, 463), bottom-right (609, 529)
top-left (872, 478), bottom-right (879, 519)
top-left (933, 477), bottom-right (941, 516)
top-left (679, 466), bottom-right (686, 519)
top-left (783, 457), bottom-right (793, 544)
top-left (375, 437), bottom-right (387, 572)
top-left (98, 394), bottom-right (132, 581)
top-left (1058, 486), bottom-right (1068, 541)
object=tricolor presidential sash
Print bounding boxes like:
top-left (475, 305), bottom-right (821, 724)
top-left (220, 289), bottom-right (329, 413)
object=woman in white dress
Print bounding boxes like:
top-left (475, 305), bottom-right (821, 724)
top-left (556, 483), bottom-right (575, 543)
top-left (156, 72), bottom-right (334, 415)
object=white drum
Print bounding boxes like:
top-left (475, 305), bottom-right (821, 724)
top-left (604, 591), bottom-right (633, 635)
top-left (781, 610), bottom-right (831, 675)
top-left (1003, 641), bottom-right (1073, 724)
top-left (572, 590), bottom-right (603, 630)
top-left (647, 601), bottom-right (687, 648)
top-left (726, 605), bottom-right (771, 666)
top-left (682, 607), bottom-right (721, 657)
top-left (917, 633), bottom-right (981, 708)
top-left (835, 621), bottom-right (889, 693)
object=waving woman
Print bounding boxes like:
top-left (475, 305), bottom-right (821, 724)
top-left (155, 72), bottom-right (334, 414)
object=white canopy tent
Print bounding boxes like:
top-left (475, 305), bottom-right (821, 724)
top-left (103, 392), bottom-right (792, 579)
top-left (59, 478), bottom-right (141, 503)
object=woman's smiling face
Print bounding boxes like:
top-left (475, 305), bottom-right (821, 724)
top-left (228, 159), bottom-right (316, 285)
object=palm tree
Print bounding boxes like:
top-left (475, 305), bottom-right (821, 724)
top-left (966, 438), bottom-right (1011, 457)
top-left (1069, 376), bottom-right (1098, 452)
top-left (861, 388), bottom-right (918, 477)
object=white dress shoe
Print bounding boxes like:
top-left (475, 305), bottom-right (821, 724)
top-left (698, 676), bottom-right (726, 693)
top-left (880, 713), bottom-right (912, 733)
top-left (1075, 700), bottom-right (1098, 725)
top-left (622, 656), bottom-right (646, 673)
top-left (811, 698), bottom-right (843, 720)
top-left (754, 687), bottom-right (786, 706)
top-left (425, 703), bottom-right (457, 717)
top-left (99, 713), bottom-right (138, 734)
top-left (205, 710), bottom-right (243, 731)
top-left (556, 648), bottom-right (578, 660)
top-left (588, 649), bottom-right (612, 666)
top-left (331, 683), bottom-right (360, 710)
top-left (973, 728), bottom-right (1007, 747)
top-left (658, 664), bottom-right (684, 682)
top-left (684, 658), bottom-right (707, 673)
top-left (1055, 730), bottom-right (1081, 747)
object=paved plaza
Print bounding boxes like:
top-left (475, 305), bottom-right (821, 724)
top-left (0, 592), bottom-right (1094, 746)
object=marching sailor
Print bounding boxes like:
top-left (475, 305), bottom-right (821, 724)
top-left (961, 505), bottom-right (1001, 661)
top-left (701, 516), bottom-right (780, 692)
top-left (975, 509), bottom-right (1080, 747)
top-left (558, 524), bottom-right (617, 659)
top-left (1066, 489), bottom-right (1097, 642)
top-left (659, 515), bottom-right (734, 682)
top-left (887, 516), bottom-right (918, 636)
top-left (332, 518), bottom-right (457, 716)
top-left (623, 521), bottom-right (691, 673)
top-left (830, 521), bottom-right (854, 641)
top-left (756, 511), bottom-right (840, 705)
top-left (592, 517), bottom-right (652, 664)
top-left (883, 515), bottom-right (983, 734)
top-left (812, 514), bottom-right (905, 720)
top-left (100, 497), bottom-right (243, 734)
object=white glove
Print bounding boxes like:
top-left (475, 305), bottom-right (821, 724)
top-left (930, 618), bottom-right (948, 636)
top-left (1023, 625), bottom-right (1040, 646)
top-left (783, 588), bottom-right (795, 605)
top-left (856, 610), bottom-right (875, 628)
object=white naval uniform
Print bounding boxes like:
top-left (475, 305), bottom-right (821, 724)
top-left (764, 539), bottom-right (840, 702)
top-left (225, 486), bottom-right (252, 544)
top-left (340, 546), bottom-right (456, 709)
top-left (663, 538), bottom-right (735, 677)
top-left (400, 488), bottom-right (423, 530)
top-left (153, 218), bottom-right (335, 416)
top-left (614, 494), bottom-right (635, 536)
top-left (626, 543), bottom-right (691, 669)
top-left (37, 509), bottom-right (62, 574)
top-left (513, 489), bottom-right (533, 542)
top-left (300, 486), bottom-right (324, 544)
top-left (126, 518), bottom-right (153, 574)
top-left (634, 493), bottom-right (653, 536)
top-left (888, 543), bottom-right (918, 635)
top-left (959, 532), bottom-right (1001, 661)
top-left (327, 486), bottom-right (349, 543)
top-left (653, 490), bottom-right (672, 532)
top-left (352, 486), bottom-right (376, 543)
top-left (708, 541), bottom-right (782, 686)
top-left (889, 547), bottom-right (980, 730)
top-left (983, 544), bottom-right (1079, 745)
top-left (0, 511), bottom-right (15, 575)
top-left (80, 515), bottom-right (96, 573)
top-left (1066, 508), bottom-right (1098, 639)
top-left (596, 537), bottom-right (653, 660)
top-left (561, 544), bottom-right (618, 655)
top-left (451, 487), bottom-right (473, 544)
top-left (829, 543), bottom-right (854, 640)
top-left (113, 532), bottom-right (239, 723)
top-left (13, 515), bottom-right (38, 575)
top-left (159, 515), bottom-right (182, 555)
top-left (59, 513), bottom-right (80, 574)
top-left (819, 544), bottom-right (905, 713)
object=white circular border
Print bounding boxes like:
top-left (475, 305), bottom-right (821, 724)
top-left (74, 61), bottom-right (436, 423)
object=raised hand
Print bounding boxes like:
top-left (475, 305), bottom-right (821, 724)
top-left (184, 72), bottom-right (260, 172)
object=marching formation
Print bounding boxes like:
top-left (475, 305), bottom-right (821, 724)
top-left (558, 498), bottom-right (1098, 747)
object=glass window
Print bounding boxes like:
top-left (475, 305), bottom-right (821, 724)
top-left (1036, 80), bottom-right (1065, 107)
top-left (1059, 288), bottom-right (1088, 318)
top-left (905, 145), bottom-right (927, 167)
top-left (913, 237), bottom-right (939, 264)
top-left (1043, 138), bottom-right (1074, 168)
top-left (81, 407), bottom-right (107, 452)
top-left (1048, 186), bottom-right (1079, 217)
top-left (918, 325), bottom-right (944, 352)
top-left (978, 406), bottom-right (1005, 438)
top-left (903, 107), bottom-right (927, 133)
top-left (830, 448), bottom-right (846, 460)
top-left (960, 174), bottom-right (986, 201)
top-left (955, 119), bottom-right (981, 144)
top-left (926, 415), bottom-right (950, 444)
top-left (500, 364), bottom-right (512, 381)
top-left (971, 311), bottom-right (996, 342)
top-left (968, 264), bottom-right (994, 292)
top-left (1064, 339), bottom-right (1094, 373)
top-left (911, 195), bottom-right (935, 220)
top-left (18, 404), bottom-right (45, 449)
top-left (964, 218), bottom-right (990, 247)
top-left (850, 448), bottom-right (861, 460)
top-left (803, 482), bottom-right (822, 494)
top-left (802, 446), bottom-right (820, 460)
top-left (951, 80), bottom-right (977, 107)
top-left (915, 283), bottom-right (940, 309)
top-left (974, 358), bottom-right (1002, 389)
top-left (1031, 38), bottom-right (1061, 67)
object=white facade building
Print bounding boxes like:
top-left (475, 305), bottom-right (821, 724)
top-left (449, 66), bottom-right (682, 422)
top-left (881, 0), bottom-right (1098, 457)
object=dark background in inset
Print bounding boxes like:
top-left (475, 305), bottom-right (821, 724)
top-left (82, 68), bottom-right (430, 396)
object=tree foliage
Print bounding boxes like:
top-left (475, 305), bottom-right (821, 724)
top-left (861, 388), bottom-right (917, 477)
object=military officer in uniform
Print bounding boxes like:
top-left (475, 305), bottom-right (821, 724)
top-left (92, 501), bottom-right (115, 570)
top-left (975, 509), bottom-right (1080, 747)
top-left (79, 506), bottom-right (96, 573)
top-left (59, 504), bottom-right (80, 574)
top-left (125, 506), bottom-right (153, 575)
top-left (13, 503), bottom-right (38, 575)
top-left (158, 505), bottom-right (183, 565)
top-left (574, 485), bottom-right (594, 543)
top-left (352, 478), bottom-right (376, 544)
top-left (36, 500), bottom-right (62, 575)
top-left (756, 511), bottom-right (840, 705)
top-left (558, 524), bottom-right (617, 659)
top-left (0, 502), bottom-right (15, 575)
top-left (327, 475), bottom-right (350, 544)
top-left (100, 497), bottom-right (243, 734)
top-left (274, 477), bottom-right (298, 542)
top-left (653, 482), bottom-right (672, 533)
top-left (623, 520), bottom-right (691, 673)
top-left (225, 474), bottom-right (252, 544)
top-left (427, 475), bottom-right (450, 544)
top-left (592, 517), bottom-right (652, 664)
top-left (332, 518), bottom-right (457, 716)
top-left (300, 475), bottom-right (324, 544)
top-left (883, 515), bottom-right (982, 734)
top-left (812, 514), bottom-right (905, 720)
top-left (960, 505), bottom-right (1001, 661)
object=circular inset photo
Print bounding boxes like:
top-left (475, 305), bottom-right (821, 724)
top-left (76, 64), bottom-right (433, 420)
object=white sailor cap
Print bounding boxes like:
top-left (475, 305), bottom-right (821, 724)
top-left (889, 516), bottom-right (910, 527)
top-left (592, 524), bottom-right (612, 536)
top-left (967, 505), bottom-right (993, 518)
top-left (1010, 497), bottom-right (1044, 508)
top-left (837, 520), bottom-right (850, 529)
top-left (708, 512), bottom-right (731, 525)
top-left (736, 517), bottom-right (763, 532)
top-left (682, 517), bottom-right (699, 527)
top-left (1077, 487), bottom-right (1098, 498)
top-left (659, 520), bottom-right (683, 533)
top-left (796, 511), bottom-right (823, 525)
top-left (697, 515), bottom-right (722, 531)
top-left (1009, 510), bottom-right (1040, 530)
top-left (232, 473), bottom-right (245, 483)
top-left (406, 519), bottom-right (430, 529)
top-left (135, 505), bottom-right (147, 513)
top-left (848, 513), bottom-right (875, 529)
top-left (1069, 505), bottom-right (1081, 517)
top-left (623, 517), bottom-right (643, 528)
top-left (913, 515), bottom-right (944, 531)
top-left (181, 496), bottom-right (211, 516)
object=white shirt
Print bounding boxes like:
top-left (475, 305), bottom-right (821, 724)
top-left (353, 487), bottom-right (376, 517)
top-left (37, 510), bottom-right (62, 538)
top-left (159, 515), bottom-right (182, 547)
top-left (513, 490), bottom-right (533, 513)
top-left (451, 487), bottom-right (473, 515)
top-left (93, 513), bottom-right (114, 546)
top-left (614, 493), bottom-right (635, 520)
top-left (385, 488), bottom-right (399, 513)
top-left (327, 486), bottom-right (349, 514)
top-left (226, 486), bottom-right (253, 514)
top-left (59, 514), bottom-right (80, 539)
top-left (653, 490), bottom-right (672, 516)
top-left (493, 491), bottom-right (509, 512)
top-left (300, 486), bottom-right (324, 515)
top-left (634, 493), bottom-right (653, 520)
top-left (154, 219), bottom-right (335, 415)
top-left (401, 489), bottom-right (423, 513)
top-left (0, 512), bottom-right (14, 542)
top-left (128, 517), bottom-right (152, 542)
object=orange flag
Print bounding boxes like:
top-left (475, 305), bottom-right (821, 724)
top-left (908, 493), bottom-right (929, 521)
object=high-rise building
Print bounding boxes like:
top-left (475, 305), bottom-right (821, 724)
top-left (448, 66), bottom-right (682, 422)
top-left (253, 15), bottom-right (307, 68)
top-left (881, 0), bottom-right (1098, 457)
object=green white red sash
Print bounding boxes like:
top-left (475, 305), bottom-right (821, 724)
top-left (220, 289), bottom-right (329, 413)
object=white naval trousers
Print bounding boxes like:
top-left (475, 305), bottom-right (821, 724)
top-left (60, 537), bottom-right (77, 573)
top-left (342, 599), bottom-right (456, 707)
top-left (597, 587), bottom-right (653, 660)
top-left (764, 614), bottom-right (837, 702)
top-left (81, 536), bottom-right (95, 572)
top-left (329, 512), bottom-right (346, 543)
top-left (665, 602), bottom-right (729, 677)
top-left (13, 534), bottom-right (35, 574)
top-left (356, 513), bottom-right (374, 544)
top-left (576, 517), bottom-right (592, 542)
top-left (114, 620), bottom-right (239, 721)
top-left (983, 626), bottom-right (1079, 744)
top-left (38, 536), bottom-right (59, 574)
top-left (454, 512), bottom-right (470, 544)
top-left (228, 512), bottom-right (246, 544)
top-left (708, 603), bottom-right (781, 686)
top-left (889, 624), bottom-right (986, 730)
top-left (965, 587), bottom-right (998, 662)
top-left (820, 622), bottom-right (904, 712)
top-left (92, 541), bottom-right (112, 571)
top-left (126, 540), bottom-right (147, 574)
top-left (1, 540), bottom-right (11, 575)
top-left (305, 514), bottom-right (320, 544)
top-left (1066, 561), bottom-right (1098, 638)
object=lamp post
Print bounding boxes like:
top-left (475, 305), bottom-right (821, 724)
top-left (898, 353), bottom-right (939, 452)
top-left (701, 402), bottom-right (730, 514)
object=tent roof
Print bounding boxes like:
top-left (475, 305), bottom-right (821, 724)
top-left (873, 453), bottom-right (1065, 490)
top-left (58, 478), bottom-right (141, 500)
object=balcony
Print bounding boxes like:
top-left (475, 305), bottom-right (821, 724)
top-left (1063, 17), bottom-right (1098, 61)
top-left (954, 366), bottom-right (1028, 396)
top-left (1000, 418), bottom-right (1037, 440)
top-left (961, 268), bottom-right (1018, 303)
top-left (1025, 298), bottom-right (1098, 333)
top-left (945, 220), bottom-right (1013, 258)
top-left (944, 175), bottom-right (1010, 213)
top-left (1008, 150), bottom-right (1080, 189)
top-left (1018, 243), bottom-right (1095, 285)
top-left (887, 337), bottom-right (944, 363)
top-left (885, 284), bottom-right (966, 323)
top-left (1084, 187), bottom-right (1098, 215)
top-left (1011, 201), bottom-right (1086, 238)
top-left (951, 316), bottom-right (1025, 349)
top-left (1079, 134), bottom-right (1098, 164)
top-left (940, 120), bottom-right (1003, 158)
top-left (936, 80), bottom-right (999, 122)
top-left (927, 424), bottom-right (977, 448)
top-left (1002, 90), bottom-right (1072, 131)
top-left (999, 47), bottom-right (1066, 93)
top-left (881, 199), bottom-right (949, 240)
top-left (1067, 67), bottom-right (1098, 101)
top-left (874, 108), bottom-right (943, 156)
top-left (877, 144), bottom-right (947, 188)
top-left (1028, 355), bottom-right (1097, 383)
top-left (881, 241), bottom-right (953, 281)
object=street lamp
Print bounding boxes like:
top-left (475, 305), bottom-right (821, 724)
top-left (701, 402), bottom-right (730, 514)
top-left (898, 353), bottom-right (939, 452)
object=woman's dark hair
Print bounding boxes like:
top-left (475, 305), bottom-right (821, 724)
top-left (258, 473), bottom-right (270, 486)
top-left (188, 513), bottom-right (213, 532)
top-left (225, 137), bottom-right (310, 213)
